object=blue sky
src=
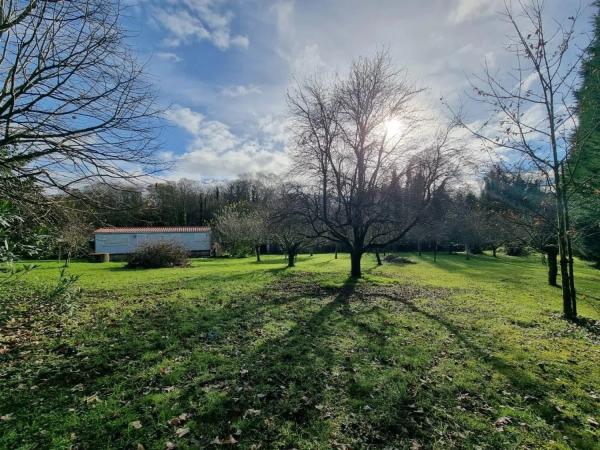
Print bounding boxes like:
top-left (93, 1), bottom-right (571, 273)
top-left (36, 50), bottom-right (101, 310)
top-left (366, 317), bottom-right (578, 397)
top-left (122, 0), bottom-right (594, 181)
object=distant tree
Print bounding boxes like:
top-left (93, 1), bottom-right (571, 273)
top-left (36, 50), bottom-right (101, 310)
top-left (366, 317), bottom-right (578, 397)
top-left (213, 203), bottom-right (267, 261)
top-left (481, 166), bottom-right (557, 282)
top-left (52, 209), bottom-right (93, 266)
top-left (268, 185), bottom-right (311, 268)
top-left (422, 187), bottom-right (453, 262)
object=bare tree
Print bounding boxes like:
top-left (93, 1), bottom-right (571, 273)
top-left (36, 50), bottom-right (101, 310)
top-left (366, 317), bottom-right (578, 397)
top-left (289, 52), bottom-right (461, 278)
top-left (450, 1), bottom-right (592, 319)
top-left (268, 184), bottom-right (312, 268)
top-left (0, 0), bottom-right (162, 197)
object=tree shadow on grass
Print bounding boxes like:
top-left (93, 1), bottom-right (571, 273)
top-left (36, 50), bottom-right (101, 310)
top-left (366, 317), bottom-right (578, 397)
top-left (4, 273), bottom-right (596, 449)
top-left (370, 289), bottom-right (598, 447)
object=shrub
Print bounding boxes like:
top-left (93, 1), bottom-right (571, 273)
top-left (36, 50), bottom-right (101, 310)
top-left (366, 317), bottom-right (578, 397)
top-left (505, 244), bottom-right (529, 257)
top-left (126, 241), bottom-right (189, 269)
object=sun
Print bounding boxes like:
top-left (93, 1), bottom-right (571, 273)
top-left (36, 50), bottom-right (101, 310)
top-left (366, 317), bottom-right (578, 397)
top-left (384, 118), bottom-right (404, 138)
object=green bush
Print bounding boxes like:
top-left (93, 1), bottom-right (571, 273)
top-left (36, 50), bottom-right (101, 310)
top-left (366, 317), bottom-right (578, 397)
top-left (126, 241), bottom-right (189, 269)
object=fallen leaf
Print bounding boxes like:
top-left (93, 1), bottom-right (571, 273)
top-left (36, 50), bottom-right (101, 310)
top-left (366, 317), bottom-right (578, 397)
top-left (212, 435), bottom-right (238, 445)
top-left (130, 420), bottom-right (142, 430)
top-left (0, 414), bottom-right (13, 421)
top-left (85, 394), bottom-right (101, 404)
top-left (494, 416), bottom-right (512, 430)
top-left (137, 444), bottom-right (145, 450)
top-left (165, 442), bottom-right (176, 449)
top-left (332, 440), bottom-right (352, 450)
top-left (243, 409), bottom-right (261, 418)
top-left (168, 413), bottom-right (191, 427)
top-left (587, 417), bottom-right (599, 428)
top-left (175, 427), bottom-right (190, 438)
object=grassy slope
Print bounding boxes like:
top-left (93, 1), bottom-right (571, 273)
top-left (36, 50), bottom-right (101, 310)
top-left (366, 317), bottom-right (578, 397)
top-left (0, 253), bottom-right (599, 449)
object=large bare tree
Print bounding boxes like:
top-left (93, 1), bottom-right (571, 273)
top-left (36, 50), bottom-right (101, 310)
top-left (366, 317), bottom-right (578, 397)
top-left (452, 0), bottom-right (593, 319)
top-left (0, 0), bottom-right (162, 200)
top-left (289, 52), bottom-right (461, 278)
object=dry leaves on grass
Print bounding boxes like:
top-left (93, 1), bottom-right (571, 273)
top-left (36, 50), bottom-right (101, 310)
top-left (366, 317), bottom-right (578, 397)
top-left (494, 416), bottom-right (512, 431)
top-left (211, 435), bottom-right (238, 445)
top-left (168, 412), bottom-right (191, 427)
top-left (175, 427), bottom-right (190, 438)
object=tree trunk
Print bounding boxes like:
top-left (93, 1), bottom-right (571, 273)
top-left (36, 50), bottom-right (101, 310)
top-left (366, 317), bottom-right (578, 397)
top-left (552, 142), bottom-right (574, 318)
top-left (465, 243), bottom-right (470, 260)
top-left (375, 250), bottom-right (382, 266)
top-left (566, 232), bottom-right (577, 317)
top-left (545, 245), bottom-right (558, 286)
top-left (492, 246), bottom-right (497, 258)
top-left (350, 250), bottom-right (362, 278)
top-left (433, 240), bottom-right (438, 263)
top-left (561, 163), bottom-right (577, 316)
top-left (334, 246), bottom-right (338, 259)
top-left (417, 240), bottom-right (422, 256)
top-left (555, 184), bottom-right (574, 318)
top-left (255, 245), bottom-right (261, 262)
top-left (287, 250), bottom-right (295, 267)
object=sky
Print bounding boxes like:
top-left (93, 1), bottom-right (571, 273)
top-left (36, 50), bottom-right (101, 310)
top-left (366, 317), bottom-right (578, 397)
top-left (123, 0), bottom-right (594, 182)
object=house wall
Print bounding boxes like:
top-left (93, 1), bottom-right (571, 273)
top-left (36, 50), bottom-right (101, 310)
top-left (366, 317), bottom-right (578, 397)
top-left (95, 231), bottom-right (211, 254)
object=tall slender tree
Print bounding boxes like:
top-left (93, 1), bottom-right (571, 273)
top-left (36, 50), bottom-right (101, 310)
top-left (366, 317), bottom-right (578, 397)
top-left (453, 1), bottom-right (593, 319)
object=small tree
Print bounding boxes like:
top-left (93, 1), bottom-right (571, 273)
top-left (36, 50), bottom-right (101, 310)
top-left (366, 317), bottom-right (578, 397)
top-left (213, 203), bottom-right (266, 261)
top-left (268, 185), bottom-right (311, 268)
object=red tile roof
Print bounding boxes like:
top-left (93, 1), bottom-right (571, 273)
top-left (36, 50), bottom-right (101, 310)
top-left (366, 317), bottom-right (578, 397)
top-left (95, 227), bottom-right (210, 234)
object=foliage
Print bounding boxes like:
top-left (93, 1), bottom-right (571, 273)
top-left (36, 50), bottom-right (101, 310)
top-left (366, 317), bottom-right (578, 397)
top-left (1, 254), bottom-right (598, 449)
top-left (571, 1), bottom-right (600, 265)
top-left (126, 241), bottom-right (189, 269)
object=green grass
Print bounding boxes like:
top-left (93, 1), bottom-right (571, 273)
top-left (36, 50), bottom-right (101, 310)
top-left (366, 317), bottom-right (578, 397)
top-left (1, 252), bottom-right (599, 449)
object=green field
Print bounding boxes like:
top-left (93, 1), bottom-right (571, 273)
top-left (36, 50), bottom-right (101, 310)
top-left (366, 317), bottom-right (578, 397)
top-left (1, 253), bottom-right (599, 449)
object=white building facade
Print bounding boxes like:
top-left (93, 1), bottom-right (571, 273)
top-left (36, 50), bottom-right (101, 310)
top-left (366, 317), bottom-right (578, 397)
top-left (94, 227), bottom-right (212, 255)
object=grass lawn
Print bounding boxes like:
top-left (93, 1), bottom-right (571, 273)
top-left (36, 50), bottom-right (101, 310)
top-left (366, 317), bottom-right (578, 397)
top-left (1, 253), bottom-right (599, 449)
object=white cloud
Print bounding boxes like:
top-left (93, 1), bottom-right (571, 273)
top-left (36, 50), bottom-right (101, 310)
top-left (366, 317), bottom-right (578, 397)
top-left (230, 35), bottom-right (249, 49)
top-left (155, 52), bottom-right (183, 63)
top-left (173, 142), bottom-right (290, 179)
top-left (163, 105), bottom-right (290, 179)
top-left (258, 115), bottom-right (291, 144)
top-left (164, 106), bottom-right (205, 135)
top-left (220, 84), bottom-right (262, 97)
top-left (150, 0), bottom-right (249, 50)
top-left (449, 0), bottom-right (499, 25)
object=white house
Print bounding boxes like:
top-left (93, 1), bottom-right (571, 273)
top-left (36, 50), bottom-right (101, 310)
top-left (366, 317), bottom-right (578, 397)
top-left (94, 226), bottom-right (212, 256)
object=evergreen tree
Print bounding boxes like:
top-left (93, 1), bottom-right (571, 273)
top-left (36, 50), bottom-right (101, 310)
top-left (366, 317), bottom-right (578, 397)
top-left (572, 1), bottom-right (600, 265)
